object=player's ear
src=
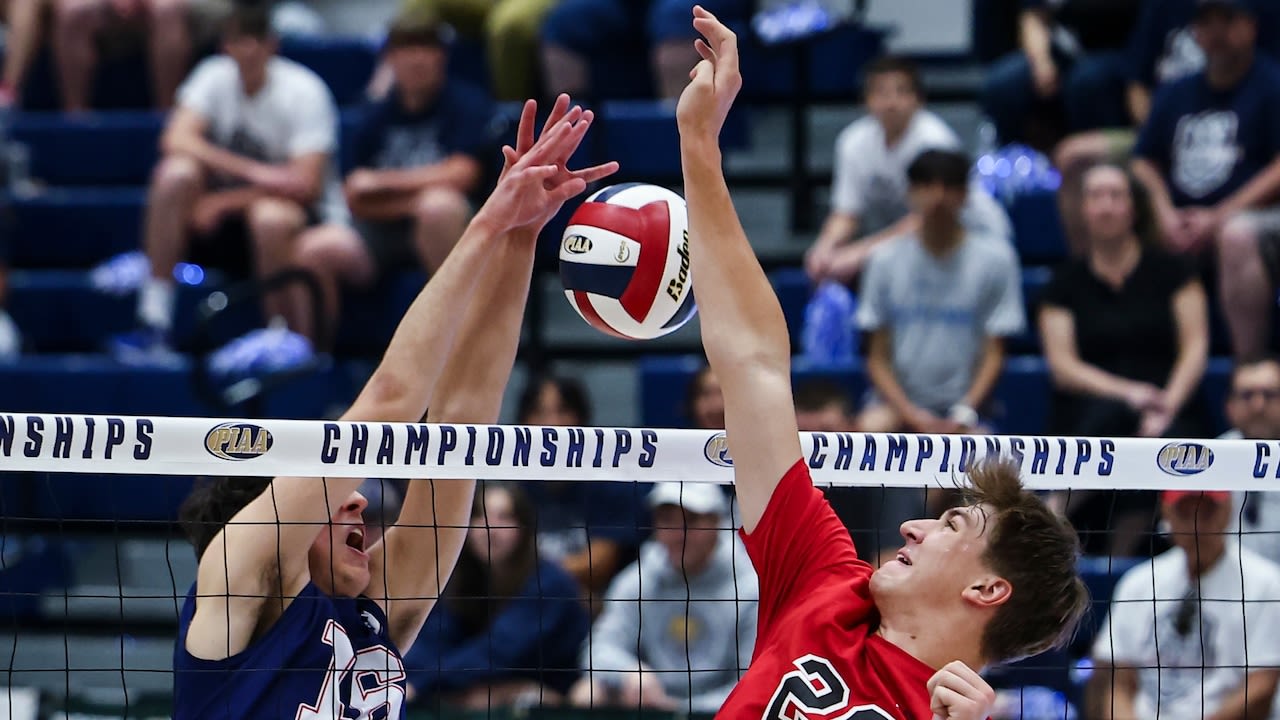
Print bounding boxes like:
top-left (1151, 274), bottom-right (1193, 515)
top-left (962, 576), bottom-right (1011, 609)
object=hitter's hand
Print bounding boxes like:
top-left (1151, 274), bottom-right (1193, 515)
top-left (928, 661), bottom-right (996, 720)
top-left (675, 5), bottom-right (742, 140)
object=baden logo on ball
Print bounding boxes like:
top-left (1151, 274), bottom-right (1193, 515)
top-left (559, 183), bottom-right (697, 340)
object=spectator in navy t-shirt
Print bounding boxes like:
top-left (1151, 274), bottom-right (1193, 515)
top-left (287, 10), bottom-right (497, 345)
top-left (1131, 0), bottom-right (1280, 361)
top-left (1055, 0), bottom-right (1280, 254)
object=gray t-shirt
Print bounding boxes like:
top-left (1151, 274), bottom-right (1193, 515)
top-left (856, 233), bottom-right (1025, 412)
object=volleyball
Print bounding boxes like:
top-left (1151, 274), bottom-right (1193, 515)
top-left (558, 183), bottom-right (697, 340)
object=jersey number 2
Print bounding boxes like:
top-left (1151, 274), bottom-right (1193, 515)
top-left (765, 655), bottom-right (892, 720)
top-left (297, 620), bottom-right (406, 720)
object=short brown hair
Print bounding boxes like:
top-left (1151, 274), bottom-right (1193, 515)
top-left (965, 459), bottom-right (1089, 663)
top-left (179, 476), bottom-right (272, 559)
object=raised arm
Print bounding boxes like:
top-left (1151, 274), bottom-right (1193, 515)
top-left (676, 7), bottom-right (801, 534)
top-left (368, 97), bottom-right (618, 650)
top-left (185, 112), bottom-right (595, 662)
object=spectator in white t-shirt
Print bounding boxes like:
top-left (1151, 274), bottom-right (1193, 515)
top-left (804, 56), bottom-right (1010, 285)
top-left (1089, 490), bottom-right (1280, 720)
top-left (1222, 357), bottom-right (1280, 565)
top-left (110, 2), bottom-right (343, 360)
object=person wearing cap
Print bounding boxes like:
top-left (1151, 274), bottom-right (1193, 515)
top-left (568, 481), bottom-right (758, 713)
top-left (1130, 0), bottom-right (1280, 362)
top-left (285, 8), bottom-right (498, 346)
top-left (1088, 489), bottom-right (1280, 719)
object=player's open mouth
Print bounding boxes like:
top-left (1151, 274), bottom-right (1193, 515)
top-left (896, 552), bottom-right (911, 566)
top-left (345, 527), bottom-right (366, 553)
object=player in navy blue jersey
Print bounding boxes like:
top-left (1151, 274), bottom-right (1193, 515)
top-left (171, 96), bottom-right (617, 720)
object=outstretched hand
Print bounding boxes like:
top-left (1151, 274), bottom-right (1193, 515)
top-left (482, 94), bottom-right (619, 235)
top-left (676, 5), bottom-right (743, 140)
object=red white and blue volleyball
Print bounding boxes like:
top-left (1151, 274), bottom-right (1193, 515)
top-left (559, 183), bottom-right (697, 340)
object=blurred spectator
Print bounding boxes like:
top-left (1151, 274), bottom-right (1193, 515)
top-left (854, 149), bottom-right (1025, 435)
top-left (1040, 164), bottom-right (1210, 440)
top-left (792, 379), bottom-right (890, 560)
top-left (1040, 163), bottom-right (1210, 557)
top-left (805, 57), bottom-right (1011, 285)
top-left (1222, 357), bottom-right (1280, 565)
top-left (793, 378), bottom-right (855, 432)
top-left (398, 0), bottom-right (560, 100)
top-left (568, 482), bottom-right (757, 713)
top-left (1088, 491), bottom-right (1280, 720)
top-left (515, 376), bottom-right (648, 608)
top-left (1130, 0), bottom-right (1280, 361)
top-left (981, 0), bottom-right (1141, 151)
top-left (52, 0), bottom-right (200, 112)
top-left (683, 364), bottom-right (724, 429)
top-left (109, 2), bottom-right (343, 361)
top-left (288, 11), bottom-right (495, 345)
top-left (1055, 0), bottom-right (1280, 253)
top-left (540, 0), bottom-right (750, 101)
top-left (403, 482), bottom-right (589, 709)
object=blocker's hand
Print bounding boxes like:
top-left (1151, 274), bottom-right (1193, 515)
top-left (496, 94), bottom-right (619, 234)
top-left (676, 5), bottom-right (742, 140)
top-left (928, 661), bottom-right (996, 720)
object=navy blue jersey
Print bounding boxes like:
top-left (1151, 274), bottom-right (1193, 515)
top-left (174, 582), bottom-right (406, 719)
top-left (1134, 56), bottom-right (1280, 207)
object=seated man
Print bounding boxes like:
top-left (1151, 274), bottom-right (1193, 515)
top-left (112, 1), bottom-right (344, 360)
top-left (806, 56), bottom-right (1010, 284)
top-left (1089, 490), bottom-right (1280, 719)
top-left (287, 11), bottom-right (497, 345)
top-left (855, 148), bottom-right (1025, 435)
top-left (569, 482), bottom-right (758, 713)
top-left (1130, 0), bottom-right (1280, 360)
top-left (1222, 357), bottom-right (1280, 565)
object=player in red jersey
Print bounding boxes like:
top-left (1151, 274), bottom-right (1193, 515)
top-left (674, 7), bottom-right (1091, 720)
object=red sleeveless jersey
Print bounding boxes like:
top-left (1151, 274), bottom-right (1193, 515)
top-left (718, 460), bottom-right (935, 720)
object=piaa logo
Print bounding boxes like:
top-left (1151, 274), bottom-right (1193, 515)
top-left (704, 433), bottom-right (733, 467)
top-left (205, 422), bottom-right (274, 461)
top-left (1157, 442), bottom-right (1214, 476)
top-left (563, 234), bottom-right (592, 254)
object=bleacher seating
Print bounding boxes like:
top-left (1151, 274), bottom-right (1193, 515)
top-left (0, 22), bottom-right (1252, 716)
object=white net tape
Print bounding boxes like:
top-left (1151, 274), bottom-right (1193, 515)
top-left (0, 412), bottom-right (1270, 490)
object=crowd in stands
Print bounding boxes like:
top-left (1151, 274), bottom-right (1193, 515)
top-left (5, 0), bottom-right (1280, 716)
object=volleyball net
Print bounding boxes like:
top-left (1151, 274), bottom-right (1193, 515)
top-left (2, 412), bottom-right (1278, 719)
